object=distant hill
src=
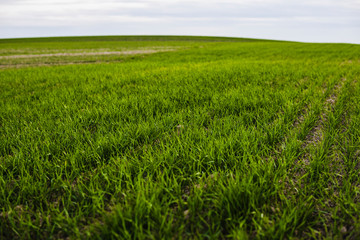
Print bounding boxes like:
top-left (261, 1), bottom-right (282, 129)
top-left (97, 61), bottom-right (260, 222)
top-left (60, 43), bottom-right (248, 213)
top-left (0, 35), bottom-right (285, 43)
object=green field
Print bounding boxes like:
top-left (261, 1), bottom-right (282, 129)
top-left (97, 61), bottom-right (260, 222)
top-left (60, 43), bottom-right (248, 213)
top-left (1, 36), bottom-right (360, 239)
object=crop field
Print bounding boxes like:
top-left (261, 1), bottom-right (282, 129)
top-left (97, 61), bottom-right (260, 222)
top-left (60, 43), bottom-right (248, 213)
top-left (1, 36), bottom-right (360, 239)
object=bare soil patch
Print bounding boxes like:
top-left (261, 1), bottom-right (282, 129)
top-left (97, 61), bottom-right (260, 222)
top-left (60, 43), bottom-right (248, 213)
top-left (0, 49), bottom-right (173, 59)
top-left (0, 60), bottom-right (124, 69)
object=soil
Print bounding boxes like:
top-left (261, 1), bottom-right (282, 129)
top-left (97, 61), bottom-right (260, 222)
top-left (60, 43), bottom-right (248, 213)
top-left (0, 49), bottom-right (171, 59)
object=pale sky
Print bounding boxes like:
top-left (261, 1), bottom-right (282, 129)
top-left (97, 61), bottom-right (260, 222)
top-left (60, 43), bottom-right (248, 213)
top-left (1, 0), bottom-right (359, 43)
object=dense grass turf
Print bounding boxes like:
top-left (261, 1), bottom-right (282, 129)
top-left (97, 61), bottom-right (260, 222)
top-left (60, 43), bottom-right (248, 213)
top-left (1, 36), bottom-right (360, 239)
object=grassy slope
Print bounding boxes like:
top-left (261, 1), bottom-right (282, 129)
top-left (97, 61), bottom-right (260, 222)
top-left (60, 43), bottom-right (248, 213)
top-left (0, 36), bottom-right (360, 239)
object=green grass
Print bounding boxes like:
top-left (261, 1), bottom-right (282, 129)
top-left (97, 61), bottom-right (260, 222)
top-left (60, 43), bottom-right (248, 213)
top-left (0, 36), bottom-right (360, 239)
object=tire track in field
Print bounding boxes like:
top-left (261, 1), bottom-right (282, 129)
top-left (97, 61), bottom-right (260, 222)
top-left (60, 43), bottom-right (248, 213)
top-left (266, 78), bottom-right (344, 195)
top-left (296, 78), bottom-right (346, 172)
top-left (317, 105), bottom-right (352, 238)
top-left (259, 76), bottom-right (315, 161)
top-left (310, 78), bottom-right (359, 238)
top-left (289, 77), bottom-right (348, 238)
top-left (266, 79), bottom-right (326, 162)
top-left (258, 77), bottom-right (347, 238)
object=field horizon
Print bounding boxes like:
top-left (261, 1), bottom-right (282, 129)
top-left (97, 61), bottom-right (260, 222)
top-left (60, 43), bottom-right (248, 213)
top-left (2, 35), bottom-right (358, 45)
top-left (0, 35), bottom-right (288, 43)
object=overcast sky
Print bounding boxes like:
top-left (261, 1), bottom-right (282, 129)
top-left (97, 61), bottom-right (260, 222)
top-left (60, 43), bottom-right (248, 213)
top-left (0, 0), bottom-right (359, 43)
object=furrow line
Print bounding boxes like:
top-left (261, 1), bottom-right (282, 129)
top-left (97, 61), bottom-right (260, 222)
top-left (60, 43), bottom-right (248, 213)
top-left (310, 78), bottom-right (358, 238)
top-left (271, 78), bottom-right (346, 197)
top-left (297, 78), bottom-right (346, 171)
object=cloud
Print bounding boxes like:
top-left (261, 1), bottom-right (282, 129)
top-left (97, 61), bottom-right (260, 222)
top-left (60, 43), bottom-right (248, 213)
top-left (0, 0), bottom-right (359, 42)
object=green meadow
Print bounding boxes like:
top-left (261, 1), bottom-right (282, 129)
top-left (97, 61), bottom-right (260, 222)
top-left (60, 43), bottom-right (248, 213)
top-left (1, 36), bottom-right (360, 239)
